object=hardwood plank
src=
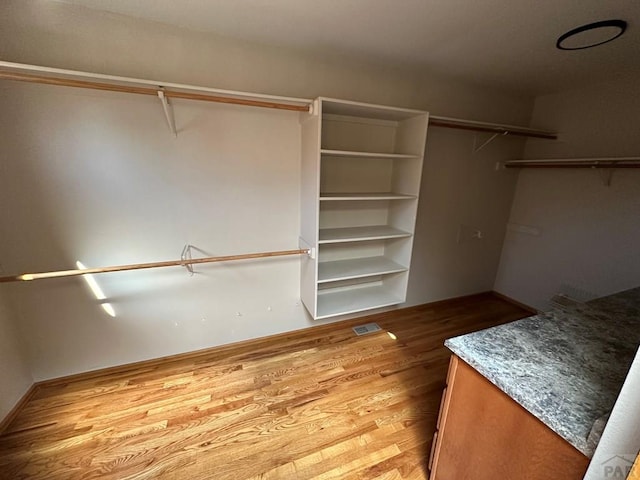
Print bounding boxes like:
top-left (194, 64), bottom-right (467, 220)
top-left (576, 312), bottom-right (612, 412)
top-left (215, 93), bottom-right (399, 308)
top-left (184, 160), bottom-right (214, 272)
top-left (0, 292), bottom-right (529, 479)
top-left (491, 290), bottom-right (538, 314)
top-left (0, 384), bottom-right (38, 434)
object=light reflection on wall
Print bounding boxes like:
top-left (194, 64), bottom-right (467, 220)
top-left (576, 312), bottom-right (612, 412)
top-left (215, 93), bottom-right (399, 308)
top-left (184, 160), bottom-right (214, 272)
top-left (76, 261), bottom-right (116, 317)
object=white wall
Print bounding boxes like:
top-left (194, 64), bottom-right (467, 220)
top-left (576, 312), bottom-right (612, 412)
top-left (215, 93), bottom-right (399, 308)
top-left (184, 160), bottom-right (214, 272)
top-left (407, 128), bottom-right (524, 303)
top-left (584, 347), bottom-right (640, 480)
top-left (0, 0), bottom-right (534, 380)
top-left (0, 0), bottom-right (532, 121)
top-left (493, 76), bottom-right (640, 479)
top-left (0, 83), bottom-right (303, 379)
top-left (0, 289), bottom-right (33, 421)
top-left (494, 74), bottom-right (640, 311)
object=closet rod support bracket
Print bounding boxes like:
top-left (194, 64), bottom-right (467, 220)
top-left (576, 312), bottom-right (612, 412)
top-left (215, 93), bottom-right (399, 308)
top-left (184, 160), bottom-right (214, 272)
top-left (473, 130), bottom-right (508, 154)
top-left (596, 163), bottom-right (616, 187)
top-left (308, 99), bottom-right (320, 117)
top-left (298, 237), bottom-right (315, 259)
top-left (157, 88), bottom-right (178, 137)
top-left (181, 244), bottom-right (195, 276)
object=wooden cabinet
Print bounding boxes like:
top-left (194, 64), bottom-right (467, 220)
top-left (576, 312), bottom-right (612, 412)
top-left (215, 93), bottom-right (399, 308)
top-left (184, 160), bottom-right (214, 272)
top-left (299, 97), bottom-right (429, 319)
top-left (429, 355), bottom-right (590, 480)
top-left (629, 453), bottom-right (640, 480)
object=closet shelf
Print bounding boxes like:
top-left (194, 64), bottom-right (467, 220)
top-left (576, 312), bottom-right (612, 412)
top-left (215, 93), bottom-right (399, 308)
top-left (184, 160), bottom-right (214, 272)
top-left (316, 285), bottom-right (403, 319)
top-left (320, 149), bottom-right (419, 160)
top-left (317, 256), bottom-right (407, 283)
top-left (0, 62), bottom-right (559, 140)
top-left (319, 226), bottom-right (412, 244)
top-left (319, 192), bottom-right (416, 201)
top-left (301, 97), bottom-right (428, 319)
top-left (429, 115), bottom-right (557, 140)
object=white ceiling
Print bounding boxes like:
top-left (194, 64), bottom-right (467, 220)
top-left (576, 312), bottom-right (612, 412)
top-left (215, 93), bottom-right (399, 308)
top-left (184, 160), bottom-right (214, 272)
top-left (58, 0), bottom-right (640, 95)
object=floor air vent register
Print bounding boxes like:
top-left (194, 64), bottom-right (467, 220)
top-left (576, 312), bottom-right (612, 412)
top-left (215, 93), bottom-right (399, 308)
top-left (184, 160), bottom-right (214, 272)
top-left (352, 323), bottom-right (382, 336)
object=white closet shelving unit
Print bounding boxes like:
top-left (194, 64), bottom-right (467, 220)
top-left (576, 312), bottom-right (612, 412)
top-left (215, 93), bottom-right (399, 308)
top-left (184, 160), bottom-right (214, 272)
top-left (300, 98), bottom-right (429, 320)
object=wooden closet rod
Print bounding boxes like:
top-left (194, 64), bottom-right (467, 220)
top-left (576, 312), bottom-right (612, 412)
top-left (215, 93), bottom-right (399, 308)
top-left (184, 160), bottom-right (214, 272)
top-left (504, 157), bottom-right (640, 168)
top-left (0, 71), bottom-right (310, 112)
top-left (0, 249), bottom-right (309, 283)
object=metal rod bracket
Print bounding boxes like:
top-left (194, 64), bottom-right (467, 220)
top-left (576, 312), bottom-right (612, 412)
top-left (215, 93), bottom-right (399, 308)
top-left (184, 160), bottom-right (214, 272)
top-left (473, 131), bottom-right (508, 153)
top-left (181, 244), bottom-right (195, 276)
top-left (309, 99), bottom-right (320, 117)
top-left (596, 162), bottom-right (616, 187)
top-left (157, 88), bottom-right (177, 137)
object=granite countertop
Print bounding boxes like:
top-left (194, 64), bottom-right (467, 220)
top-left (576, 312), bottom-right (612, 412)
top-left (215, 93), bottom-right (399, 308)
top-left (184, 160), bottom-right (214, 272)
top-left (445, 287), bottom-right (640, 457)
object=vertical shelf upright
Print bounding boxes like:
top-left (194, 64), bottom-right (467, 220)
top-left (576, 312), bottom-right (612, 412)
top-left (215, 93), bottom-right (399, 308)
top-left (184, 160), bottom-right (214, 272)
top-left (300, 98), bottom-right (429, 320)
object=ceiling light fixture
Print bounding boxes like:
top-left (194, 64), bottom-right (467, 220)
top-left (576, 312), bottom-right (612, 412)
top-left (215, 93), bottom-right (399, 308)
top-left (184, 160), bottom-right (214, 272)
top-left (557, 20), bottom-right (627, 50)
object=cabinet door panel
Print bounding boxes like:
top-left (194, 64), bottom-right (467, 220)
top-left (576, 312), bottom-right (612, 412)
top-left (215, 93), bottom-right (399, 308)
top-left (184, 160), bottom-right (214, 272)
top-left (430, 356), bottom-right (589, 480)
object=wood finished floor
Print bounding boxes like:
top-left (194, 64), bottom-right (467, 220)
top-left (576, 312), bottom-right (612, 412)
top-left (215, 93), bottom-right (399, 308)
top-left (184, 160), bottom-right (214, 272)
top-left (0, 293), bottom-right (530, 480)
